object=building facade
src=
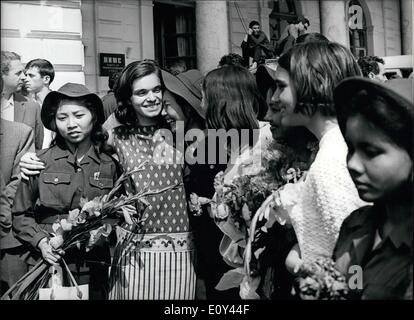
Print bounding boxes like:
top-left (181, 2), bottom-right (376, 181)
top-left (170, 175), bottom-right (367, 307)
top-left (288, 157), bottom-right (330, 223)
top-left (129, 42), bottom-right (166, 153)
top-left (1, 0), bottom-right (412, 96)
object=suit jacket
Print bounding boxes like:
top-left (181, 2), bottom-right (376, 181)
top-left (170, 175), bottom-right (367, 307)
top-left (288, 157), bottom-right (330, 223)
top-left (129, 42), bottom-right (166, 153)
top-left (102, 91), bottom-right (117, 120)
top-left (0, 119), bottom-right (35, 249)
top-left (14, 93), bottom-right (44, 151)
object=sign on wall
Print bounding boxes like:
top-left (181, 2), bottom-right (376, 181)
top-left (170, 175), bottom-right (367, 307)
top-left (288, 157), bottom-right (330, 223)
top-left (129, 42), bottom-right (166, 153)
top-left (99, 53), bottom-right (125, 76)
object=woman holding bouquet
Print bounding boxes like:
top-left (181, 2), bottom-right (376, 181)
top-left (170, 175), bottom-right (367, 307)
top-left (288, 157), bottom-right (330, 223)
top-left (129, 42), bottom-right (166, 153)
top-left (187, 65), bottom-right (281, 299)
top-left (14, 61), bottom-right (199, 300)
top-left (12, 83), bottom-right (120, 299)
top-left (333, 78), bottom-right (413, 299)
top-left (106, 60), bottom-right (196, 300)
top-left (260, 42), bottom-right (367, 276)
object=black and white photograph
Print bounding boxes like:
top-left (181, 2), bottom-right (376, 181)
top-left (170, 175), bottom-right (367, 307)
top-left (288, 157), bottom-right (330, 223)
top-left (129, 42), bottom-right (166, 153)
top-left (0, 0), bottom-right (412, 310)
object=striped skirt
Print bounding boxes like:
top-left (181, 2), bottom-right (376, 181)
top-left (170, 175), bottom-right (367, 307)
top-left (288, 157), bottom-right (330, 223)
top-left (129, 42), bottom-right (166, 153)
top-left (108, 227), bottom-right (196, 300)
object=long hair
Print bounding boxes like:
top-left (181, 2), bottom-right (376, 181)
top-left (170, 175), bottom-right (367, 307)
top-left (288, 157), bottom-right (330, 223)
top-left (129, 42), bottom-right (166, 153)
top-left (203, 65), bottom-right (261, 131)
top-left (51, 97), bottom-right (110, 152)
top-left (278, 42), bottom-right (362, 117)
top-left (114, 59), bottom-right (163, 126)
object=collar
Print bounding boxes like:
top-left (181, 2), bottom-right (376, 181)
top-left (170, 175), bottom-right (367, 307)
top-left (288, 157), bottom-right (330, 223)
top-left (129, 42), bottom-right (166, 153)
top-left (384, 205), bottom-right (413, 250)
top-left (348, 203), bottom-right (413, 250)
top-left (51, 144), bottom-right (101, 165)
top-left (1, 94), bottom-right (14, 111)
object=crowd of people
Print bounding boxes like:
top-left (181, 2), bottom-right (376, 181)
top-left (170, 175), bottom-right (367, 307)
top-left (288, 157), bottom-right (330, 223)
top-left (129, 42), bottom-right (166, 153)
top-left (0, 22), bottom-right (412, 300)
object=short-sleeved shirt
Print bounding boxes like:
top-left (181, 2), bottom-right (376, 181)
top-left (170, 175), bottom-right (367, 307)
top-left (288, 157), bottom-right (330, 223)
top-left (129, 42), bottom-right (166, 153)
top-left (334, 204), bottom-right (413, 300)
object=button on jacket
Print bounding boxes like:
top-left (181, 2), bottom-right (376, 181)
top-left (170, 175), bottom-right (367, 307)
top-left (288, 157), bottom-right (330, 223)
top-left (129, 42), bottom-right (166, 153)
top-left (12, 143), bottom-right (120, 249)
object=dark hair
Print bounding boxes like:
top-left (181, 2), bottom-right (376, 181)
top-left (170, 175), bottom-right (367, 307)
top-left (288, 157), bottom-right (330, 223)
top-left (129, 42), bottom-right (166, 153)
top-left (296, 32), bottom-right (329, 45)
top-left (218, 53), bottom-right (245, 68)
top-left (278, 42), bottom-right (362, 117)
top-left (357, 56), bottom-right (385, 78)
top-left (114, 59), bottom-right (163, 126)
top-left (25, 59), bottom-right (55, 84)
top-left (249, 20), bottom-right (260, 29)
top-left (342, 89), bottom-right (412, 158)
top-left (108, 72), bottom-right (120, 91)
top-left (203, 65), bottom-right (261, 131)
top-left (1, 51), bottom-right (21, 76)
top-left (293, 16), bottom-right (310, 26)
top-left (168, 60), bottom-right (187, 76)
top-left (51, 97), bottom-right (109, 151)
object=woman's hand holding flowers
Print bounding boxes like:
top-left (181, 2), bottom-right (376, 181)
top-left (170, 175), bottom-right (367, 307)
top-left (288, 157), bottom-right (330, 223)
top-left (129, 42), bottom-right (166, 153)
top-left (38, 238), bottom-right (63, 265)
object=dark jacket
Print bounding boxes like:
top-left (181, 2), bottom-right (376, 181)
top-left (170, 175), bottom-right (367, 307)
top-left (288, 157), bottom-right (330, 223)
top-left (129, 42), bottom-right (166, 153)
top-left (12, 143), bottom-right (120, 299)
top-left (12, 143), bottom-right (119, 249)
top-left (334, 204), bottom-right (413, 300)
top-left (102, 91), bottom-right (117, 120)
top-left (14, 93), bottom-right (44, 151)
top-left (241, 31), bottom-right (274, 65)
top-left (185, 134), bottom-right (239, 299)
top-left (0, 120), bottom-right (34, 249)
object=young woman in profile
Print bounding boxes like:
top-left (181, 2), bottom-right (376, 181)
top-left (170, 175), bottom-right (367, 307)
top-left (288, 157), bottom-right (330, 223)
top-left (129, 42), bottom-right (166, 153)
top-left (187, 65), bottom-right (273, 299)
top-left (333, 78), bottom-right (413, 300)
top-left (259, 42), bottom-right (367, 274)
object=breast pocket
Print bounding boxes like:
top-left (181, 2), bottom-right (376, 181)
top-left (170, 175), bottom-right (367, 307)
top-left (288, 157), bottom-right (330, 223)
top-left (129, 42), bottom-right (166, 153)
top-left (39, 172), bottom-right (72, 207)
top-left (89, 177), bottom-right (113, 189)
top-left (88, 177), bottom-right (114, 199)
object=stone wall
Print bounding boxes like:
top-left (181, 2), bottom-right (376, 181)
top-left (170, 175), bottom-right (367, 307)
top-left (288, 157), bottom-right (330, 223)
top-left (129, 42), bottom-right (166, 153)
top-left (1, 0), bottom-right (85, 90)
top-left (82, 0), bottom-right (154, 96)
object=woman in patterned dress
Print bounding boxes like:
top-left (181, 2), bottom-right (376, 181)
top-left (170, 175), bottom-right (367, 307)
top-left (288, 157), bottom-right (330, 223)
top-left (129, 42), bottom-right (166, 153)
top-left (106, 60), bottom-right (196, 300)
top-left (15, 61), bottom-right (200, 300)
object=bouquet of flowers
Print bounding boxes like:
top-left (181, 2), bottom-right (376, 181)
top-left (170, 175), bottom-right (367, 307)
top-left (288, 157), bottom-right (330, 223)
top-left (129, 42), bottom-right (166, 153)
top-left (192, 140), bottom-right (315, 299)
top-left (1, 160), bottom-right (182, 300)
top-left (294, 257), bottom-right (349, 300)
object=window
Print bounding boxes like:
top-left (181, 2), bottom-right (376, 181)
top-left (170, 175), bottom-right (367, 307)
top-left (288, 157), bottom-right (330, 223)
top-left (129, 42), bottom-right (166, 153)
top-left (153, 1), bottom-right (197, 71)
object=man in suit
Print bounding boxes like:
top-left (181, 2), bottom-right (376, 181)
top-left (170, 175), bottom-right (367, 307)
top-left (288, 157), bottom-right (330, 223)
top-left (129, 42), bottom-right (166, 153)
top-left (1, 51), bottom-right (44, 151)
top-left (0, 119), bottom-right (34, 294)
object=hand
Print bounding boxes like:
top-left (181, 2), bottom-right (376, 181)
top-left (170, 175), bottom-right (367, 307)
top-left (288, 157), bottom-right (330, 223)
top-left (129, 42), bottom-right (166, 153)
top-left (38, 238), bottom-right (62, 265)
top-left (285, 243), bottom-right (303, 275)
top-left (19, 152), bottom-right (45, 180)
top-left (248, 28), bottom-right (253, 35)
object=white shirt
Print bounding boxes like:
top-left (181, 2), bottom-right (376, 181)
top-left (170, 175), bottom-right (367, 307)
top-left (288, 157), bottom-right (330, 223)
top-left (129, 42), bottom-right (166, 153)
top-left (1, 94), bottom-right (14, 121)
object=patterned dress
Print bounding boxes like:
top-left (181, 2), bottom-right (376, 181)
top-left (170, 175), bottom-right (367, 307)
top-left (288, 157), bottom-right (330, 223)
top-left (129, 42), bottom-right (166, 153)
top-left (108, 124), bottom-right (196, 300)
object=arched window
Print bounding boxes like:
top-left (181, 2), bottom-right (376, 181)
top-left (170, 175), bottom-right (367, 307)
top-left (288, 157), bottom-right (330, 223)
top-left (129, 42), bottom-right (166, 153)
top-left (348, 0), bottom-right (368, 58)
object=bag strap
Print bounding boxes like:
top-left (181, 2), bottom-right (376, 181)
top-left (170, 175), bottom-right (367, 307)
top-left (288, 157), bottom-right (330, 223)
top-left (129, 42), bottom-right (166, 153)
top-left (50, 258), bottom-right (83, 300)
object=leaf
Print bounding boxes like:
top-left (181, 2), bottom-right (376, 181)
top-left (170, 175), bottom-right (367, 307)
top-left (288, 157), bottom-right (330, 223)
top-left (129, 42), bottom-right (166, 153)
top-left (215, 268), bottom-right (245, 291)
top-left (239, 276), bottom-right (261, 300)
